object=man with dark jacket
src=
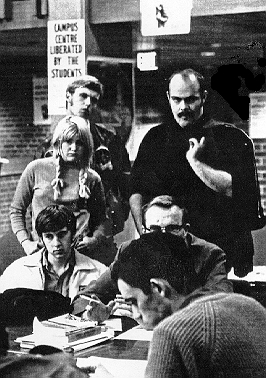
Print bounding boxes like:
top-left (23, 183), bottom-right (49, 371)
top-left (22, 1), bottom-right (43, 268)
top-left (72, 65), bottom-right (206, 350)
top-left (129, 68), bottom-right (265, 277)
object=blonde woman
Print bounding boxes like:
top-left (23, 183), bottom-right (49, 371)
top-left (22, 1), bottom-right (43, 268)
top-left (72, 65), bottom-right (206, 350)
top-left (10, 116), bottom-right (109, 261)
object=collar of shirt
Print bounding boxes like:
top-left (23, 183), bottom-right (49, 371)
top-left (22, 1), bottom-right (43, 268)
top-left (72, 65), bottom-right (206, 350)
top-left (42, 248), bottom-right (76, 274)
top-left (42, 249), bottom-right (76, 297)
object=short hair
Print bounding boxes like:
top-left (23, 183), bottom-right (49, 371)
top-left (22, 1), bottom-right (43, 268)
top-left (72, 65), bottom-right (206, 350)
top-left (35, 205), bottom-right (76, 237)
top-left (142, 195), bottom-right (189, 228)
top-left (52, 115), bottom-right (94, 166)
top-left (66, 75), bottom-right (103, 97)
top-left (167, 68), bottom-right (207, 96)
top-left (112, 232), bottom-right (186, 295)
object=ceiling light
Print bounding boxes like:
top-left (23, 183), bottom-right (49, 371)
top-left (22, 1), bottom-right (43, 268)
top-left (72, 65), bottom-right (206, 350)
top-left (201, 51), bottom-right (216, 57)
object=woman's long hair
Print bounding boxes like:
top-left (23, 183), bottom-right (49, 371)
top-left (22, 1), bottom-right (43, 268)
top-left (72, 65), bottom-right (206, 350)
top-left (52, 115), bottom-right (94, 167)
top-left (51, 116), bottom-right (94, 200)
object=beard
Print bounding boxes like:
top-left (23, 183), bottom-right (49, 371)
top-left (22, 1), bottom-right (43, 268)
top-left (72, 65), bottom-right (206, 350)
top-left (142, 297), bottom-right (172, 330)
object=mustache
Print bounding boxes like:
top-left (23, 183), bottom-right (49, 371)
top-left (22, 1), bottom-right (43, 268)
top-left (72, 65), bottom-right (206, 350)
top-left (178, 109), bottom-right (192, 118)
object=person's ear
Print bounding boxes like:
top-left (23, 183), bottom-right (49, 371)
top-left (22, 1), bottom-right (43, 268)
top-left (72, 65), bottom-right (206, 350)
top-left (202, 90), bottom-right (208, 104)
top-left (183, 223), bottom-right (190, 234)
top-left (39, 235), bottom-right (45, 247)
top-left (150, 278), bottom-right (172, 298)
top-left (66, 91), bottom-right (72, 105)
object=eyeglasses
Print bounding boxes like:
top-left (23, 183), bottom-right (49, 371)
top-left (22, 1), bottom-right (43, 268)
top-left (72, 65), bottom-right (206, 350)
top-left (144, 224), bottom-right (184, 233)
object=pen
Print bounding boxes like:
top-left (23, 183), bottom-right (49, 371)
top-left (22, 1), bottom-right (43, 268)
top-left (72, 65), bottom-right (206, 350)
top-left (80, 295), bottom-right (100, 304)
top-left (66, 313), bottom-right (82, 321)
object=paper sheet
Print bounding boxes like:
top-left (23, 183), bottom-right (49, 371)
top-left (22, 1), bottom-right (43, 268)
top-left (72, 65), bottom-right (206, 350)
top-left (102, 317), bottom-right (122, 332)
top-left (115, 325), bottom-right (153, 341)
top-left (77, 356), bottom-right (147, 378)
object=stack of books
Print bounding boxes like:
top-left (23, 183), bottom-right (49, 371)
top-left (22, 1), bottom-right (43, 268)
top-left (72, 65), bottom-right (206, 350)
top-left (15, 314), bottom-right (114, 353)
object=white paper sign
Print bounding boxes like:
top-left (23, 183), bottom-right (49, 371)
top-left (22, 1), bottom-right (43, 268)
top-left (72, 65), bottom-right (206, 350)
top-left (249, 92), bottom-right (266, 138)
top-left (140, 0), bottom-right (193, 36)
top-left (48, 19), bottom-right (86, 115)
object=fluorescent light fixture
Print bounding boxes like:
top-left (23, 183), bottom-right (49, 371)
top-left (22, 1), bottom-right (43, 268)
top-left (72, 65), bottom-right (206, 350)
top-left (137, 51), bottom-right (158, 71)
top-left (201, 51), bottom-right (216, 57)
top-left (211, 43), bottom-right (222, 48)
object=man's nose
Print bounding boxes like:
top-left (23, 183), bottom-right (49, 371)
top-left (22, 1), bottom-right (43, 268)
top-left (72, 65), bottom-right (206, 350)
top-left (84, 96), bottom-right (91, 107)
top-left (52, 235), bottom-right (61, 246)
top-left (179, 99), bottom-right (189, 110)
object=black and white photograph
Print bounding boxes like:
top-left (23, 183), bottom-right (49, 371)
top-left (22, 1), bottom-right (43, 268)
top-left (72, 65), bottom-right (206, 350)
top-left (0, 0), bottom-right (266, 377)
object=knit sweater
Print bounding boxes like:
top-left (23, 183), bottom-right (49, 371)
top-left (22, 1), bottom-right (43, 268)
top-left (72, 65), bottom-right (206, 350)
top-left (10, 157), bottom-right (107, 244)
top-left (145, 293), bottom-right (266, 378)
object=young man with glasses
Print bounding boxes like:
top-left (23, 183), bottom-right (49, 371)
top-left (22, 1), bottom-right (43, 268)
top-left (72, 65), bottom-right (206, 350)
top-left (72, 195), bottom-right (232, 323)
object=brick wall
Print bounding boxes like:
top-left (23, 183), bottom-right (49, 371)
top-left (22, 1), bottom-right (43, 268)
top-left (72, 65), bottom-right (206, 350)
top-left (0, 73), bottom-right (50, 159)
top-left (0, 67), bottom-right (51, 239)
top-left (0, 175), bottom-right (18, 235)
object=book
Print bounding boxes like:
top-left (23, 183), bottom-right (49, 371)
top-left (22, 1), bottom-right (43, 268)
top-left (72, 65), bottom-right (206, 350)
top-left (42, 313), bottom-right (97, 328)
top-left (15, 330), bottom-right (114, 352)
top-left (33, 316), bottom-right (108, 348)
top-left (15, 315), bottom-right (114, 352)
top-left (15, 333), bottom-right (35, 350)
top-left (40, 319), bottom-right (102, 343)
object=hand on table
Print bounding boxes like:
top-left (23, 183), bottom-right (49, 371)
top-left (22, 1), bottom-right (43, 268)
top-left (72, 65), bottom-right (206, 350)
top-left (94, 363), bottom-right (114, 378)
top-left (77, 356), bottom-right (114, 377)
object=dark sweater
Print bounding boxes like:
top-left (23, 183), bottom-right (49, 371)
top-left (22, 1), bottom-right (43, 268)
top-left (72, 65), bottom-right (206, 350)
top-left (130, 117), bottom-right (260, 237)
top-left (130, 117), bottom-right (263, 275)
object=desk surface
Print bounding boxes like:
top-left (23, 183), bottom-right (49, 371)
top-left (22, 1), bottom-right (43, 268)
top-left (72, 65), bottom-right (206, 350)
top-left (228, 266), bottom-right (266, 282)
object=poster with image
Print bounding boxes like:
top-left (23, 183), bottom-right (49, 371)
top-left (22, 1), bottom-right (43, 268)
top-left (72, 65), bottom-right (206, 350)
top-left (140, 0), bottom-right (192, 36)
top-left (33, 76), bottom-right (51, 125)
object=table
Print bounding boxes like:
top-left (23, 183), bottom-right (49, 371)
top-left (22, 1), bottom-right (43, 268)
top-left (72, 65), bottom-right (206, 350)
top-left (228, 266), bottom-right (266, 308)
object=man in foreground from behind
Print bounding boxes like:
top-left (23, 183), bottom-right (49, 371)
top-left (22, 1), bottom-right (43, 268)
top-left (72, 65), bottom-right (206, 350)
top-left (112, 236), bottom-right (266, 378)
